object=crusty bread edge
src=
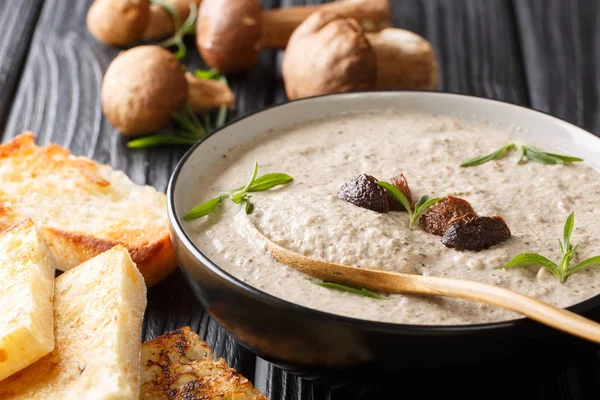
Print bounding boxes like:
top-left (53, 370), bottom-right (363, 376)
top-left (43, 227), bottom-right (177, 287)
top-left (0, 131), bottom-right (178, 287)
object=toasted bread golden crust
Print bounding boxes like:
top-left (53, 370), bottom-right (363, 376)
top-left (0, 132), bottom-right (177, 287)
top-left (0, 219), bottom-right (55, 382)
top-left (0, 245), bottom-right (147, 399)
top-left (141, 327), bottom-right (267, 400)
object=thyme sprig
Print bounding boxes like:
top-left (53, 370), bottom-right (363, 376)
top-left (183, 163), bottom-right (293, 220)
top-left (499, 212), bottom-right (600, 283)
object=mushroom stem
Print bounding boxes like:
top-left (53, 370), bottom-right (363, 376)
top-left (185, 72), bottom-right (235, 113)
top-left (260, 0), bottom-right (391, 48)
top-left (366, 29), bottom-right (439, 90)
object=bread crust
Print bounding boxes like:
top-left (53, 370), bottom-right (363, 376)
top-left (0, 132), bottom-right (177, 287)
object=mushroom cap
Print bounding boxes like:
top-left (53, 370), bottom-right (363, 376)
top-left (366, 28), bottom-right (439, 90)
top-left (196, 0), bottom-right (262, 74)
top-left (282, 11), bottom-right (377, 101)
top-left (101, 46), bottom-right (188, 136)
top-left (87, 0), bottom-right (150, 46)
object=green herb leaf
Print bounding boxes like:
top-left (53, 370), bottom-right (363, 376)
top-left (248, 173), bottom-right (294, 191)
top-left (244, 200), bottom-right (254, 214)
top-left (314, 282), bottom-right (385, 299)
top-left (461, 142), bottom-right (583, 167)
top-left (377, 181), bottom-right (412, 214)
top-left (184, 163), bottom-right (293, 220)
top-left (127, 135), bottom-right (198, 149)
top-left (501, 212), bottom-right (600, 283)
top-left (231, 162), bottom-right (259, 203)
top-left (411, 197), bottom-right (444, 229)
top-left (562, 211), bottom-right (575, 254)
top-left (460, 143), bottom-right (516, 167)
top-left (415, 195), bottom-right (428, 209)
top-left (521, 146), bottom-right (565, 165)
top-left (569, 256), bottom-right (600, 274)
top-left (183, 196), bottom-right (223, 220)
top-left (377, 181), bottom-right (442, 230)
top-left (155, 2), bottom-right (197, 60)
top-left (500, 253), bottom-right (560, 280)
top-left (194, 68), bottom-right (221, 80)
top-left (520, 146), bottom-right (583, 165)
top-left (215, 75), bottom-right (229, 128)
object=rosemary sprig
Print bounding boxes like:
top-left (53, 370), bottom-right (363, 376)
top-left (314, 282), bottom-right (385, 299)
top-left (499, 212), bottom-right (600, 283)
top-left (153, 0), bottom-right (197, 59)
top-left (377, 182), bottom-right (443, 229)
top-left (460, 142), bottom-right (583, 167)
top-left (183, 163), bottom-right (293, 220)
top-left (127, 103), bottom-right (205, 148)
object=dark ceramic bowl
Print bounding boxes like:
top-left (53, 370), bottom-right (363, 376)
top-left (167, 92), bottom-right (600, 383)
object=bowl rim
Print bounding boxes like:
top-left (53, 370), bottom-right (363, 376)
top-left (167, 90), bottom-right (600, 334)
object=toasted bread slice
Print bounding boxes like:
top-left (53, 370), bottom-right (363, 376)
top-left (140, 327), bottom-right (267, 400)
top-left (0, 132), bottom-right (176, 287)
top-left (0, 219), bottom-right (55, 382)
top-left (0, 245), bottom-right (147, 399)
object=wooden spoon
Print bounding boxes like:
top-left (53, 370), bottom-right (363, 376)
top-left (248, 223), bottom-right (600, 344)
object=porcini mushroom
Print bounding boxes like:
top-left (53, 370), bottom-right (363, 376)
top-left (141, 0), bottom-right (203, 41)
top-left (185, 72), bottom-right (235, 113)
top-left (196, 0), bottom-right (392, 74)
top-left (102, 46), bottom-right (235, 136)
top-left (87, 0), bottom-right (150, 46)
top-left (282, 11), bottom-right (439, 100)
top-left (101, 46), bottom-right (188, 136)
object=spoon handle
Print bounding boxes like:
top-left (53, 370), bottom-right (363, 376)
top-left (260, 229), bottom-right (600, 344)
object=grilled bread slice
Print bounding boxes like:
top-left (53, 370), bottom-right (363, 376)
top-left (140, 327), bottom-right (267, 400)
top-left (0, 245), bottom-right (147, 399)
top-left (0, 132), bottom-right (176, 287)
top-left (0, 219), bottom-right (55, 382)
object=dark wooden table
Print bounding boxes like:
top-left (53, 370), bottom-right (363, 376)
top-left (1, 0), bottom-right (599, 398)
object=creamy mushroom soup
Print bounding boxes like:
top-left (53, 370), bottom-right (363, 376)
top-left (184, 110), bottom-right (600, 325)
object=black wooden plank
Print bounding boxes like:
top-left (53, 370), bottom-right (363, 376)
top-left (514, 0), bottom-right (600, 134)
top-left (0, 0), bottom-right (45, 134)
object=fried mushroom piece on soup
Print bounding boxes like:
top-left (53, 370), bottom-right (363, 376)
top-left (419, 196), bottom-right (474, 235)
top-left (441, 213), bottom-right (511, 251)
top-left (338, 173), bottom-right (389, 213)
top-left (387, 173), bottom-right (414, 211)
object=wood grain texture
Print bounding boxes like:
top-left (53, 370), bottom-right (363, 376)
top-left (1, 0), bottom-right (599, 398)
top-left (0, 0), bottom-right (44, 133)
top-left (514, 0), bottom-right (600, 134)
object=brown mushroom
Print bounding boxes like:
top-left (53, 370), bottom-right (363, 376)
top-left (101, 46), bottom-right (188, 136)
top-left (419, 196), bottom-right (475, 236)
top-left (196, 0), bottom-right (392, 74)
top-left (388, 173), bottom-right (414, 211)
top-left (185, 72), bottom-right (235, 113)
top-left (102, 46), bottom-right (236, 136)
top-left (141, 0), bottom-right (203, 41)
top-left (87, 0), bottom-right (150, 46)
top-left (441, 214), bottom-right (511, 251)
top-left (282, 11), bottom-right (439, 100)
top-left (338, 174), bottom-right (389, 213)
